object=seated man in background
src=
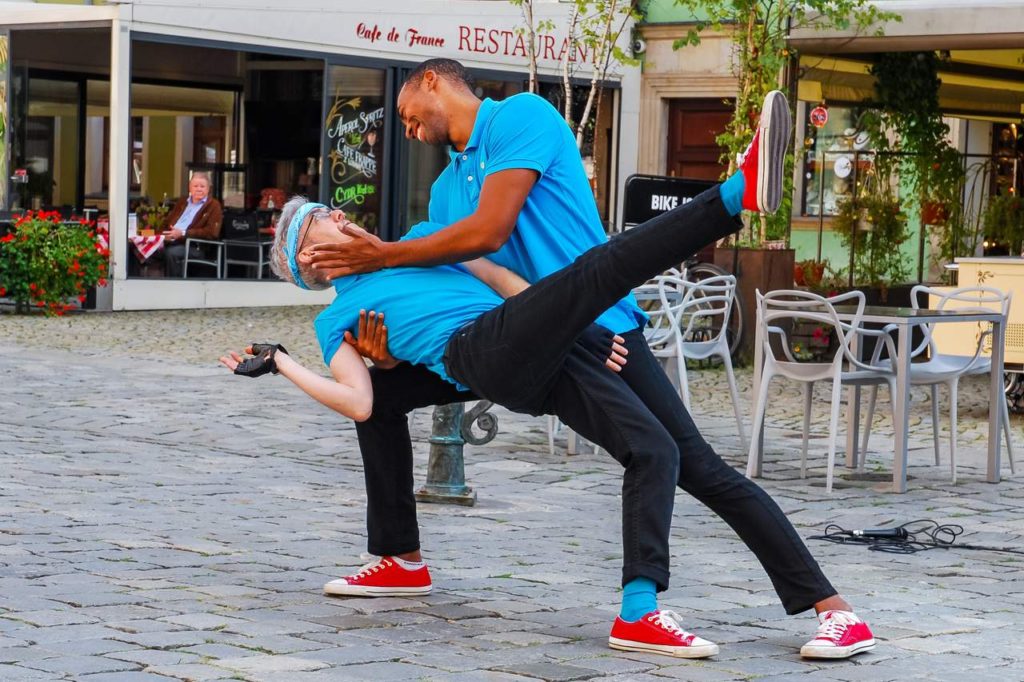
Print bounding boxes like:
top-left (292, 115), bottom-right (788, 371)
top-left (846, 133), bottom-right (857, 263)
top-left (162, 172), bottom-right (223, 277)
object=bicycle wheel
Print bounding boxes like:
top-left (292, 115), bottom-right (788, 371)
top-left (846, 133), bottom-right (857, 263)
top-left (685, 261), bottom-right (743, 357)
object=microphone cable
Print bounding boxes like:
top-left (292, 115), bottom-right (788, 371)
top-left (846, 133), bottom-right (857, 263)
top-left (808, 519), bottom-right (1024, 556)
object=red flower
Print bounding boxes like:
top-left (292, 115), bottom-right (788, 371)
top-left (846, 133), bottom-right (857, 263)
top-left (0, 287), bottom-right (6, 296)
top-left (98, 278), bottom-right (108, 286)
top-left (29, 283), bottom-right (37, 291)
top-left (0, 233), bottom-right (14, 243)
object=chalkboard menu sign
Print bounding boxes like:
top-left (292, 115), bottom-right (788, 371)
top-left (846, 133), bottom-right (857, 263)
top-left (323, 87), bottom-right (385, 233)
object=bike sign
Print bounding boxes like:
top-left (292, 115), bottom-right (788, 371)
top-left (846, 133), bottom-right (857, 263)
top-left (622, 175), bottom-right (716, 229)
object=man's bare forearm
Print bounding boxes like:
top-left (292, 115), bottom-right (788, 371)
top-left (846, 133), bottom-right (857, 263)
top-left (383, 215), bottom-right (508, 268)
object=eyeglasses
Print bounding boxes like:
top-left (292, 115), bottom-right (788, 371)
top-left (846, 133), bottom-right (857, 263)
top-left (296, 208), bottom-right (331, 255)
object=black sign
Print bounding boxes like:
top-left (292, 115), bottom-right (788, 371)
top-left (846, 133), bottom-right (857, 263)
top-left (622, 175), bottom-right (716, 228)
top-left (323, 94), bottom-right (385, 233)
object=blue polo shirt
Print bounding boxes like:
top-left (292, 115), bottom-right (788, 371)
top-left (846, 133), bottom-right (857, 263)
top-left (314, 222), bottom-right (502, 388)
top-left (426, 93), bottom-right (645, 334)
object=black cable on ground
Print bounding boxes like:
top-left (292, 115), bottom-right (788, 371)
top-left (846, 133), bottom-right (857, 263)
top-left (808, 519), bottom-right (1024, 556)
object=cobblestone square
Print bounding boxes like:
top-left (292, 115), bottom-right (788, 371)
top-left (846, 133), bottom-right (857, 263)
top-left (1, 307), bottom-right (1022, 680)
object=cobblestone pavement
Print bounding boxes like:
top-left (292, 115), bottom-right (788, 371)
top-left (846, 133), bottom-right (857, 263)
top-left (1, 307), bottom-right (1022, 681)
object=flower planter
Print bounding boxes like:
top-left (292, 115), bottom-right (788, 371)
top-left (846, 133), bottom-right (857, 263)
top-left (714, 247), bottom-right (795, 363)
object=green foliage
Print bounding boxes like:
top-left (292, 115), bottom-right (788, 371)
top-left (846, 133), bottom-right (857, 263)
top-left (136, 202), bottom-right (170, 232)
top-left (982, 193), bottom-right (1024, 253)
top-left (867, 52), bottom-right (966, 263)
top-left (672, 0), bottom-right (899, 244)
top-left (831, 195), bottom-right (911, 286)
top-left (0, 210), bottom-right (109, 316)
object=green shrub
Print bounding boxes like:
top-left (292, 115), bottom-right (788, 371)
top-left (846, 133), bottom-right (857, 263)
top-left (0, 210), bottom-right (109, 316)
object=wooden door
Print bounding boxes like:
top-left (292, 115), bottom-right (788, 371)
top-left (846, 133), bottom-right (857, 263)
top-left (666, 98), bottom-right (733, 181)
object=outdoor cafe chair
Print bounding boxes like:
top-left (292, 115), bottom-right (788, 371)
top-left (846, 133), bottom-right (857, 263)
top-left (747, 289), bottom-right (899, 492)
top-left (859, 285), bottom-right (1016, 483)
top-left (183, 236), bottom-right (224, 279)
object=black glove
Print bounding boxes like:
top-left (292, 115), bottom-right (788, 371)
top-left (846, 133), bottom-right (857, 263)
top-left (234, 343), bottom-right (289, 378)
top-left (575, 324), bottom-right (616, 364)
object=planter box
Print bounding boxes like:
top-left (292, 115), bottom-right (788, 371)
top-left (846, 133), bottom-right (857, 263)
top-left (714, 247), bottom-right (795, 363)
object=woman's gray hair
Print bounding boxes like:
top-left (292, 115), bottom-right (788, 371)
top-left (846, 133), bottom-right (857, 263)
top-left (270, 195), bottom-right (329, 290)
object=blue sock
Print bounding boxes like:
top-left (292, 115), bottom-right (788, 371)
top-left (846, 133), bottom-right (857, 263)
top-left (721, 171), bottom-right (745, 216)
top-left (620, 577), bottom-right (658, 622)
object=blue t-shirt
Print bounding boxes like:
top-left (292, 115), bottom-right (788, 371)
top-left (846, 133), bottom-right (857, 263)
top-left (427, 93), bottom-right (646, 334)
top-left (314, 223), bottom-right (502, 388)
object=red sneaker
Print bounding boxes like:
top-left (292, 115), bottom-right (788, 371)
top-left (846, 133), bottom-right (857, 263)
top-left (608, 610), bottom-right (719, 658)
top-left (323, 557), bottom-right (432, 597)
top-left (800, 610), bottom-right (876, 659)
top-left (737, 89), bottom-right (791, 214)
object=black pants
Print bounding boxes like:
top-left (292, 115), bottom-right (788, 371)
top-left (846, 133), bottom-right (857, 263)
top-left (356, 186), bottom-right (836, 612)
top-left (164, 241), bottom-right (204, 278)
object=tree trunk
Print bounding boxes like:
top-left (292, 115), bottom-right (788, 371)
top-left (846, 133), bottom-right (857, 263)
top-left (522, 0), bottom-right (538, 93)
top-left (562, 3), bottom-right (581, 124)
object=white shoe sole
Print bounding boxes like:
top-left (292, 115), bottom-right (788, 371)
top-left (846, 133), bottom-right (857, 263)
top-left (323, 582), bottom-right (432, 597)
top-left (756, 90), bottom-right (791, 214)
top-left (800, 638), bottom-right (876, 659)
top-left (608, 636), bottom-right (719, 659)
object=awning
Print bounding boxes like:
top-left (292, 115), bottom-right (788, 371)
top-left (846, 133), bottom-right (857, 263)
top-left (788, 0), bottom-right (1024, 53)
top-left (0, 0), bottom-right (120, 29)
top-left (790, 2), bottom-right (1024, 119)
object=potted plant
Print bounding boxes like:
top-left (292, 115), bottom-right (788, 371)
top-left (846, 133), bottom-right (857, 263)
top-left (135, 202), bottom-right (170, 237)
top-left (0, 210), bottom-right (109, 315)
top-left (832, 194), bottom-right (911, 295)
top-left (982, 193), bottom-right (1024, 255)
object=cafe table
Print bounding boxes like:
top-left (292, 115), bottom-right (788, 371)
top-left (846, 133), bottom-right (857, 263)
top-left (750, 304), bottom-right (1006, 493)
top-left (129, 234), bottom-right (165, 263)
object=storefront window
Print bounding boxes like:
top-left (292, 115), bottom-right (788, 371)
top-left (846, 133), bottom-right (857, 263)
top-left (323, 65), bottom-right (386, 234)
top-left (800, 104), bottom-right (876, 217)
top-left (8, 76), bottom-right (81, 213)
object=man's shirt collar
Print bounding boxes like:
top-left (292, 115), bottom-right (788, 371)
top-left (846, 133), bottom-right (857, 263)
top-left (449, 98), bottom-right (496, 161)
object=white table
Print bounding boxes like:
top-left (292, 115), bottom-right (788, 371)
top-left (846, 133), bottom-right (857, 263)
top-left (750, 305), bottom-right (1005, 493)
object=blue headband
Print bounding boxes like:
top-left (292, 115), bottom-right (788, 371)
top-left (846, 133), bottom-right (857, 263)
top-left (284, 202), bottom-right (326, 289)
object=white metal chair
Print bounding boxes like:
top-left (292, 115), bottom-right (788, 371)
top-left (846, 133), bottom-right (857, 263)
top-left (634, 279), bottom-right (687, 397)
top-left (183, 237), bottom-right (224, 279)
top-left (547, 417), bottom-right (598, 456)
top-left (859, 285), bottom-right (1016, 483)
top-left (675, 274), bottom-right (746, 450)
top-left (747, 289), bottom-right (898, 492)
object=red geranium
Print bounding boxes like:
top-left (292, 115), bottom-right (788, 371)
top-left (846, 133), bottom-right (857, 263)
top-left (0, 213), bottom-right (109, 316)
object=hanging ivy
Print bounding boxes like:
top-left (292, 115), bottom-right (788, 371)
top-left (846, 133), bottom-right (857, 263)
top-left (867, 52), bottom-right (966, 263)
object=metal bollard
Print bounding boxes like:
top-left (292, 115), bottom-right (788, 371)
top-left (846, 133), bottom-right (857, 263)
top-left (415, 401), bottom-right (497, 506)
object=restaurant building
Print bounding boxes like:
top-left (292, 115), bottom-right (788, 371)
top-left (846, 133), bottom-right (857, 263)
top-left (0, 0), bottom-right (640, 310)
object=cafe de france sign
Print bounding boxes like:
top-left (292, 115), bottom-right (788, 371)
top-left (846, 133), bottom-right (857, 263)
top-left (127, 0), bottom-right (626, 78)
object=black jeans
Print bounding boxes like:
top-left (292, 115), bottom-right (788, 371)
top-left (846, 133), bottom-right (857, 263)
top-left (357, 186), bottom-right (836, 611)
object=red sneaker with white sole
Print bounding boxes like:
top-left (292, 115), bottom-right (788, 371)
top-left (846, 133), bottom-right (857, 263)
top-left (800, 610), bottom-right (876, 659)
top-left (737, 89), bottom-right (791, 214)
top-left (323, 556), bottom-right (432, 597)
top-left (608, 609), bottom-right (719, 659)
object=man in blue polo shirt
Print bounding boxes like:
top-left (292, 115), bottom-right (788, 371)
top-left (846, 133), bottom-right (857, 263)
top-left (309, 60), bottom-right (869, 660)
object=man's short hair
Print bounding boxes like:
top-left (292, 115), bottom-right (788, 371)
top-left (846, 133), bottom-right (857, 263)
top-left (189, 171), bottom-right (211, 187)
top-left (403, 58), bottom-right (474, 90)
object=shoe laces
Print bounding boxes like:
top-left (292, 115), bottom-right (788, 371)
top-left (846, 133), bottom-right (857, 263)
top-left (737, 131), bottom-right (757, 167)
top-left (814, 610), bottom-right (857, 643)
top-left (349, 557), bottom-right (393, 580)
top-left (647, 610), bottom-right (692, 639)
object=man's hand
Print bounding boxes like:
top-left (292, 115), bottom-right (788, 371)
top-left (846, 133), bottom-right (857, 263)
top-left (219, 343), bottom-right (289, 378)
top-left (162, 228), bottom-right (184, 241)
top-left (309, 223), bottom-right (389, 278)
top-left (576, 325), bottom-right (628, 373)
top-left (344, 309), bottom-right (400, 369)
